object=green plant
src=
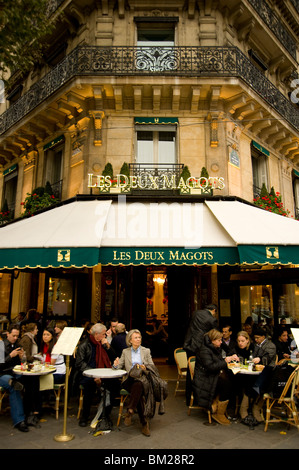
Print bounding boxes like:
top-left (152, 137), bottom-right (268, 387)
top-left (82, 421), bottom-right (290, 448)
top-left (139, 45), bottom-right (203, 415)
top-left (180, 165), bottom-right (191, 182)
top-left (21, 184), bottom-right (59, 216)
top-left (120, 162), bottom-right (130, 184)
top-left (253, 186), bottom-right (291, 217)
top-left (200, 166), bottom-right (209, 179)
top-left (102, 163), bottom-right (113, 178)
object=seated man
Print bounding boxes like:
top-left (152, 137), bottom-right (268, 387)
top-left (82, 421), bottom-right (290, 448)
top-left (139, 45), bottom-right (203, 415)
top-left (0, 324), bottom-right (28, 432)
top-left (75, 323), bottom-right (117, 427)
top-left (249, 327), bottom-right (277, 423)
top-left (221, 325), bottom-right (237, 356)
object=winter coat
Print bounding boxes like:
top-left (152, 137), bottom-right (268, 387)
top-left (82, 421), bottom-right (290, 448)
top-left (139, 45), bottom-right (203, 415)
top-left (134, 364), bottom-right (168, 419)
top-left (183, 309), bottom-right (218, 355)
top-left (252, 338), bottom-right (277, 367)
top-left (192, 335), bottom-right (227, 410)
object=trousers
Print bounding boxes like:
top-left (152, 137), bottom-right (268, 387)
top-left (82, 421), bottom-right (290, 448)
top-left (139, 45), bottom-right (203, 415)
top-left (0, 374), bottom-right (25, 426)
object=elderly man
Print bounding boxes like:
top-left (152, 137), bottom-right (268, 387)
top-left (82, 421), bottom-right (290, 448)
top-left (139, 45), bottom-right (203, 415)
top-left (75, 323), bottom-right (117, 427)
top-left (0, 324), bottom-right (28, 432)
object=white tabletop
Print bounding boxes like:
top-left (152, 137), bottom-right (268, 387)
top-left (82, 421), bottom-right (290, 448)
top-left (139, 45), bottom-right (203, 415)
top-left (83, 368), bottom-right (127, 379)
top-left (13, 366), bottom-right (56, 376)
top-left (228, 366), bottom-right (261, 376)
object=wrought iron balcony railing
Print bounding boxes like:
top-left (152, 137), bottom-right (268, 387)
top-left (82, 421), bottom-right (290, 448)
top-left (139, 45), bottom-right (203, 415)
top-left (247, 0), bottom-right (297, 60)
top-left (129, 163), bottom-right (184, 190)
top-left (0, 46), bottom-right (298, 136)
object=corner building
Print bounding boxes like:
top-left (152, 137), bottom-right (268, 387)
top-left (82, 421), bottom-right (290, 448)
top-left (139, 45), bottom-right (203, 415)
top-left (1, 0), bottom-right (299, 358)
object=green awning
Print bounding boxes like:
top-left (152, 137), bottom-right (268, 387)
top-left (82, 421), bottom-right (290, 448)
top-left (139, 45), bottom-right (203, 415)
top-left (238, 245), bottom-right (299, 265)
top-left (1, 198), bottom-right (299, 269)
top-left (252, 140), bottom-right (270, 157)
top-left (134, 117), bottom-right (178, 125)
top-left (0, 247), bottom-right (100, 269)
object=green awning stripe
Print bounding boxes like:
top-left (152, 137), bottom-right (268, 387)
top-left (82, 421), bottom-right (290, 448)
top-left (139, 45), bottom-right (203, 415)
top-left (238, 245), bottom-right (299, 265)
top-left (134, 117), bottom-right (178, 125)
top-left (293, 169), bottom-right (299, 178)
top-left (252, 140), bottom-right (270, 157)
top-left (3, 164), bottom-right (17, 176)
top-left (0, 247), bottom-right (99, 269)
top-left (1, 245), bottom-right (299, 269)
top-left (43, 135), bottom-right (65, 151)
top-left (99, 247), bottom-right (240, 266)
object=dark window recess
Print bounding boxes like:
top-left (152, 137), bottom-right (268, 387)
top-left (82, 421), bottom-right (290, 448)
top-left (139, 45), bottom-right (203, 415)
top-left (6, 85), bottom-right (23, 103)
top-left (44, 42), bottom-right (67, 66)
top-left (248, 49), bottom-right (268, 72)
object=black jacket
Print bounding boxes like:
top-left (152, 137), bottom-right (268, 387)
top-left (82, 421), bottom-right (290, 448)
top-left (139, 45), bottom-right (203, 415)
top-left (75, 337), bottom-right (116, 374)
top-left (184, 309), bottom-right (218, 355)
top-left (0, 338), bottom-right (22, 376)
top-left (193, 334), bottom-right (227, 410)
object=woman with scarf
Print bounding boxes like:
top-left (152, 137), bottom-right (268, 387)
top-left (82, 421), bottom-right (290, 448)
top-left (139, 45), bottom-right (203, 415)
top-left (19, 323), bottom-right (40, 426)
top-left (75, 323), bottom-right (117, 427)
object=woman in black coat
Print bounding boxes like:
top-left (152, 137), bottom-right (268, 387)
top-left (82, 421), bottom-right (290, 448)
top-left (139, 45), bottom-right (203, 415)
top-left (193, 329), bottom-right (238, 425)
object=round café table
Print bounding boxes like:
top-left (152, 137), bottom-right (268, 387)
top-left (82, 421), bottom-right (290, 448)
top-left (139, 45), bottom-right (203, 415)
top-left (13, 365), bottom-right (56, 376)
top-left (83, 368), bottom-right (127, 431)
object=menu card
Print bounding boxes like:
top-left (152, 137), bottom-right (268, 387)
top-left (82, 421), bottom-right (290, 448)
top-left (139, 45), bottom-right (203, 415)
top-left (291, 328), bottom-right (299, 349)
top-left (52, 327), bottom-right (84, 356)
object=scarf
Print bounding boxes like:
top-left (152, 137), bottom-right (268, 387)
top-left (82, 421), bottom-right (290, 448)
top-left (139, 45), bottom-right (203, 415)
top-left (24, 332), bottom-right (38, 356)
top-left (89, 334), bottom-right (111, 368)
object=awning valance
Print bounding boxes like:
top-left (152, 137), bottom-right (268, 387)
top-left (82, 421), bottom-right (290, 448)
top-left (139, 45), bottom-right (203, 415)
top-left (1, 198), bottom-right (299, 268)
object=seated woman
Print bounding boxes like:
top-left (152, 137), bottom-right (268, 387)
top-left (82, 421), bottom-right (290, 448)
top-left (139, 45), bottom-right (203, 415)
top-left (192, 329), bottom-right (239, 425)
top-left (273, 327), bottom-right (291, 361)
top-left (113, 329), bottom-right (156, 437)
top-left (232, 330), bottom-right (255, 421)
top-left (40, 327), bottom-right (66, 384)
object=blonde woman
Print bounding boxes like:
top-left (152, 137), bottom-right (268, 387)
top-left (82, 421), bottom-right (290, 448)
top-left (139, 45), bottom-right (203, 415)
top-left (113, 329), bottom-right (155, 437)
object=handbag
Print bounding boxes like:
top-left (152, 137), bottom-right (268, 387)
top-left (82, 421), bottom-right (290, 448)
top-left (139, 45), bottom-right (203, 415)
top-left (128, 364), bottom-right (144, 379)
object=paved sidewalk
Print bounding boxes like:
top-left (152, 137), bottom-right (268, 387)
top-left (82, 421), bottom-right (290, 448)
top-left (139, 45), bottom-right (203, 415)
top-left (0, 371), bottom-right (298, 452)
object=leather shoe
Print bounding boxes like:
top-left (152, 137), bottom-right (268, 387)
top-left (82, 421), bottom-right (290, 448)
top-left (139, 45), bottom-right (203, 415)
top-left (141, 422), bottom-right (150, 437)
top-left (124, 410), bottom-right (133, 426)
top-left (9, 378), bottom-right (23, 391)
top-left (15, 421), bottom-right (29, 432)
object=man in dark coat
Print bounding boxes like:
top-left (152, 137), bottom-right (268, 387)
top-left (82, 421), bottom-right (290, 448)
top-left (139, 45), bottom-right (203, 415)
top-left (0, 324), bottom-right (28, 432)
top-left (183, 304), bottom-right (218, 356)
top-left (183, 304), bottom-right (218, 405)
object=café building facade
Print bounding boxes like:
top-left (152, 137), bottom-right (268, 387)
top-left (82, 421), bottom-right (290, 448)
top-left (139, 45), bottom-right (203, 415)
top-left (0, 0), bottom-right (299, 354)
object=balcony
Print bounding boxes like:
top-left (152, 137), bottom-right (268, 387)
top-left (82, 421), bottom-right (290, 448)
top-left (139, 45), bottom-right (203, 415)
top-left (0, 46), bottom-right (298, 137)
top-left (247, 0), bottom-right (297, 60)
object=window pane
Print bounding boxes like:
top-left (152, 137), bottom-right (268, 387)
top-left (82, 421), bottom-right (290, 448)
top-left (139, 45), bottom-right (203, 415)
top-left (137, 131), bottom-right (154, 164)
top-left (158, 132), bottom-right (176, 164)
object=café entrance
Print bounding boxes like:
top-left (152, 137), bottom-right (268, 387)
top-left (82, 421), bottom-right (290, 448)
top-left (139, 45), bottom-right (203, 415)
top-left (99, 264), bottom-right (214, 360)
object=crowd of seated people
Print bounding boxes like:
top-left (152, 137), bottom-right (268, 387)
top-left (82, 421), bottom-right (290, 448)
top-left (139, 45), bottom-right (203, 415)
top-left (0, 313), bottom-right (167, 438)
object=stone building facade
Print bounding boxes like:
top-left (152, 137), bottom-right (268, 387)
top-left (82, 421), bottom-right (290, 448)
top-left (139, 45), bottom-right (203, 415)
top-left (0, 0), bottom-right (299, 349)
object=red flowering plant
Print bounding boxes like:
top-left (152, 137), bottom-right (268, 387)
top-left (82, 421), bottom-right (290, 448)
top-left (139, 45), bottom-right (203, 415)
top-left (0, 199), bottom-right (13, 225)
top-left (253, 185), bottom-right (291, 217)
top-left (21, 183), bottom-right (59, 217)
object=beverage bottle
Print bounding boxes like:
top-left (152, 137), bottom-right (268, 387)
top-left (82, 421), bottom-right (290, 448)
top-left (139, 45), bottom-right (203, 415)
top-left (21, 351), bottom-right (27, 370)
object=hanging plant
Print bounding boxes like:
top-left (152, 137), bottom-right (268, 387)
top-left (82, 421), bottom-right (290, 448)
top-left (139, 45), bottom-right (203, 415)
top-left (0, 199), bottom-right (13, 225)
top-left (21, 182), bottom-right (59, 216)
top-left (253, 185), bottom-right (291, 217)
